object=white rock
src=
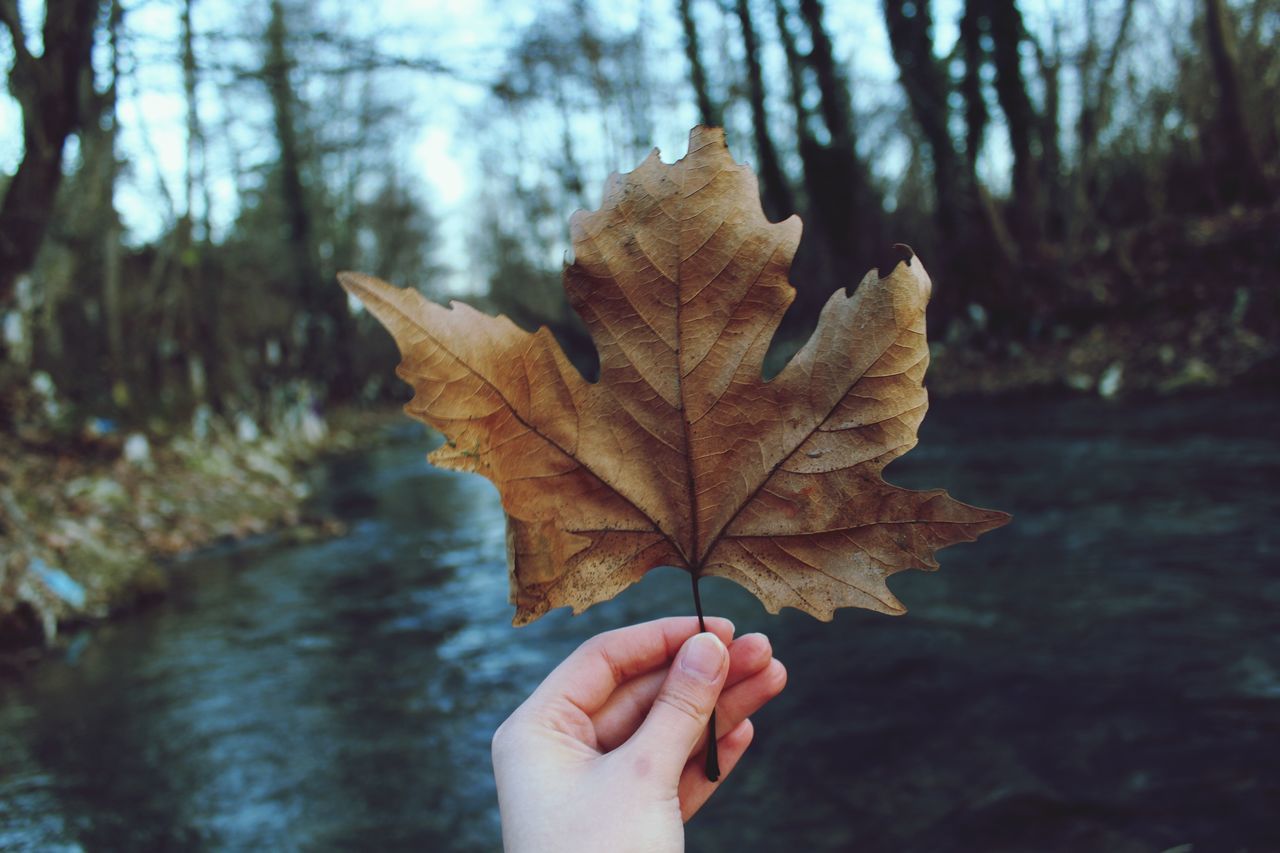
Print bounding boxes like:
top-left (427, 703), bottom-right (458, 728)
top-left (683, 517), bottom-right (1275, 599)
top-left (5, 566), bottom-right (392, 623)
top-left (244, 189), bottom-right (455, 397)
top-left (191, 403), bottom-right (213, 442)
top-left (3, 311), bottom-right (23, 347)
top-left (123, 432), bottom-right (152, 465)
top-left (235, 412), bottom-right (261, 443)
top-left (1098, 362), bottom-right (1124, 398)
top-left (300, 408), bottom-right (327, 444)
top-left (1066, 373), bottom-right (1094, 392)
top-left (31, 371), bottom-right (55, 397)
top-left (32, 558), bottom-right (87, 609)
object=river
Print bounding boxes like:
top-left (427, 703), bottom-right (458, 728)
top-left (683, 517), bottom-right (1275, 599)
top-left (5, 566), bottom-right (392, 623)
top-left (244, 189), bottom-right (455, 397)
top-left (1, 393), bottom-right (1277, 851)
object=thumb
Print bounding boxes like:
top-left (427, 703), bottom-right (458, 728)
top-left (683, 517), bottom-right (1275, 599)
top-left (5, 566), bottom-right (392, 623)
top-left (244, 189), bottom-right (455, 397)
top-left (625, 632), bottom-right (729, 777)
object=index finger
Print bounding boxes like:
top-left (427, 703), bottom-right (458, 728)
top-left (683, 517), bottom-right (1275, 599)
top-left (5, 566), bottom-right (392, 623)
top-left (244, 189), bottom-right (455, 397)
top-left (532, 616), bottom-right (735, 716)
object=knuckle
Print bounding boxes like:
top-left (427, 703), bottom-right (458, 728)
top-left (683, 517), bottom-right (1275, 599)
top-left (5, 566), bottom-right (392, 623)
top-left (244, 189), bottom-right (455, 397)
top-left (655, 683), bottom-right (710, 724)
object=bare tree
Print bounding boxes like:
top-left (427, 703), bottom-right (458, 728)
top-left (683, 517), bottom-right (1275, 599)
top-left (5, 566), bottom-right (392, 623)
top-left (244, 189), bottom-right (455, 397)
top-left (735, 0), bottom-right (794, 221)
top-left (883, 0), bottom-right (1019, 320)
top-left (986, 0), bottom-right (1043, 244)
top-left (1202, 0), bottom-right (1270, 203)
top-left (1030, 14), bottom-right (1063, 239)
top-left (0, 0), bottom-right (100, 307)
top-left (883, 0), bottom-right (969, 245)
top-left (958, 0), bottom-right (988, 178)
top-left (263, 0), bottom-right (353, 396)
top-left (180, 0), bottom-right (224, 406)
top-left (679, 0), bottom-right (722, 127)
top-left (1068, 0), bottom-right (1133, 242)
top-left (795, 0), bottom-right (881, 261)
top-left (773, 0), bottom-right (817, 193)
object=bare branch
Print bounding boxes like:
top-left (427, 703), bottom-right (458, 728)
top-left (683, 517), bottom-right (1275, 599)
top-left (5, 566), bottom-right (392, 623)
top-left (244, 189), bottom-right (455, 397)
top-left (1094, 0), bottom-right (1135, 120)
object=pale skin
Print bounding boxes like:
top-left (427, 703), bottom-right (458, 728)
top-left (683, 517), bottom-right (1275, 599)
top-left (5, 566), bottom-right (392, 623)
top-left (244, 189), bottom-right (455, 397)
top-left (491, 617), bottom-right (788, 852)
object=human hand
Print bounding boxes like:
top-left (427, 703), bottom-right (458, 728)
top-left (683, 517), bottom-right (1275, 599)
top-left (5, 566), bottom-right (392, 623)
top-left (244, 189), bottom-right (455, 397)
top-left (491, 617), bottom-right (786, 852)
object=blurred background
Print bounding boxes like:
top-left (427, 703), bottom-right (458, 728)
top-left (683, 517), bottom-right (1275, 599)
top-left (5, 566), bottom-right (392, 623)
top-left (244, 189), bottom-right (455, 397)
top-left (0, 0), bottom-right (1277, 850)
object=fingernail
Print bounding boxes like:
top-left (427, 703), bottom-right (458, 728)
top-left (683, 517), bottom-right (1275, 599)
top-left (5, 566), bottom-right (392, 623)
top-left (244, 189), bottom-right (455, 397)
top-left (680, 632), bottom-right (726, 680)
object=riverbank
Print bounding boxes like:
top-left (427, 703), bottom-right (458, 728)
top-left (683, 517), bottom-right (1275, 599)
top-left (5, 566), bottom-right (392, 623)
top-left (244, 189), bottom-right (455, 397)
top-left (926, 311), bottom-right (1276, 397)
top-left (0, 408), bottom-right (404, 662)
top-left (3, 305), bottom-right (1275, 662)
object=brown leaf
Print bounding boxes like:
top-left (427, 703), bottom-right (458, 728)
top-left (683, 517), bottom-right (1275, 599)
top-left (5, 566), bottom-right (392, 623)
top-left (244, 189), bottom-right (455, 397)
top-left (341, 126), bottom-right (1009, 625)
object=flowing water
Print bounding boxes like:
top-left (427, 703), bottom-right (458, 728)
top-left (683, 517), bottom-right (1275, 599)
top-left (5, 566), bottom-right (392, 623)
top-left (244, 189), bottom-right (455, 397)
top-left (1, 393), bottom-right (1277, 851)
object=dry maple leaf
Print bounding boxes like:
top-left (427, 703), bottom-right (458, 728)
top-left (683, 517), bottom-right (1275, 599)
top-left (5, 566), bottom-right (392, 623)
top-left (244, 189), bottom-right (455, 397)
top-left (341, 126), bottom-right (1009, 627)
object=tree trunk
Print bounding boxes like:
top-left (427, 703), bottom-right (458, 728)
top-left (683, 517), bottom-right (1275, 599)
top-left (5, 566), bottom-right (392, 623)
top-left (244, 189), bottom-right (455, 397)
top-left (0, 0), bottom-right (100, 307)
top-left (958, 0), bottom-right (987, 179)
top-left (1202, 0), bottom-right (1270, 204)
top-left (735, 0), bottom-right (794, 221)
top-left (987, 0), bottom-right (1042, 245)
top-left (678, 0), bottom-right (721, 127)
top-left (795, 0), bottom-right (882, 262)
top-left (883, 0), bottom-right (967, 242)
top-left (797, 0), bottom-right (856, 157)
top-left (1076, 0), bottom-right (1133, 184)
top-left (884, 0), bottom-right (1015, 322)
top-left (181, 0), bottom-right (220, 407)
top-left (1071, 0), bottom-right (1131, 245)
top-left (102, 0), bottom-right (125, 395)
top-left (266, 0), bottom-right (318, 324)
top-left (265, 0), bottom-right (353, 397)
top-left (1033, 18), bottom-right (1063, 240)
top-left (773, 0), bottom-right (815, 166)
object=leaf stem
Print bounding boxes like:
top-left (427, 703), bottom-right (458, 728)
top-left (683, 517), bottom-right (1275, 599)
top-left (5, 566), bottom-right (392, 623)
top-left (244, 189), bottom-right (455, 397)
top-left (691, 572), bottom-right (720, 782)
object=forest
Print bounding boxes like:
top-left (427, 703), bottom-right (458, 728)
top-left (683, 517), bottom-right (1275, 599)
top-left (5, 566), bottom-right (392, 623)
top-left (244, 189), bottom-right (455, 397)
top-left (1, 0), bottom-right (1276, 438)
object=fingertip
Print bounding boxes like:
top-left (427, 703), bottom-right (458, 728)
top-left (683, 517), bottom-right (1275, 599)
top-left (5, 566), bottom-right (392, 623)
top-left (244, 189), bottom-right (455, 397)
top-left (704, 615), bottom-right (735, 640)
top-left (737, 632), bottom-right (772, 660)
top-left (764, 658), bottom-right (788, 695)
top-left (726, 633), bottom-right (773, 682)
top-left (737, 632), bottom-right (771, 655)
top-left (677, 631), bottom-right (729, 682)
top-left (724, 716), bottom-right (754, 748)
